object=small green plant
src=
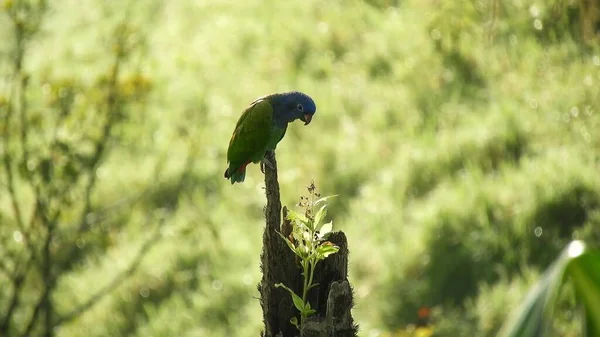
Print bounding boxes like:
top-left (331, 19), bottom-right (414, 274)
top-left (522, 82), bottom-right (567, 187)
top-left (275, 182), bottom-right (340, 329)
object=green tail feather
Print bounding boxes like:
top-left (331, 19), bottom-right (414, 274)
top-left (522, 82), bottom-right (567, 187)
top-left (224, 167), bottom-right (246, 184)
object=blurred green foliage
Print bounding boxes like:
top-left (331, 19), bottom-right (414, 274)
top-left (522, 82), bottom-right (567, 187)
top-left (1, 0), bottom-right (599, 336)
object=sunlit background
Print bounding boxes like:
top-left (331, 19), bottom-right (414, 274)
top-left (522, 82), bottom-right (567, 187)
top-left (1, 0), bottom-right (599, 336)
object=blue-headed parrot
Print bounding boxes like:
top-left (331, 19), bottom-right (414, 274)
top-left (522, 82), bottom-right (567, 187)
top-left (224, 91), bottom-right (317, 184)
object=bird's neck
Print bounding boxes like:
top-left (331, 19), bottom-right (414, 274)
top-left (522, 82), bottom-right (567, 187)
top-left (272, 114), bottom-right (289, 129)
top-left (269, 98), bottom-right (296, 128)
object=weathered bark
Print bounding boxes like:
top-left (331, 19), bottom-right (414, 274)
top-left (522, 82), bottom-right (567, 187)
top-left (259, 151), bottom-right (358, 337)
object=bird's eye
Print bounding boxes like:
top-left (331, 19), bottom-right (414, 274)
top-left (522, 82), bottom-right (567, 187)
top-left (297, 104), bottom-right (304, 112)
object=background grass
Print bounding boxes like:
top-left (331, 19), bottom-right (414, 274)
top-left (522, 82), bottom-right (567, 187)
top-left (1, 0), bottom-right (600, 336)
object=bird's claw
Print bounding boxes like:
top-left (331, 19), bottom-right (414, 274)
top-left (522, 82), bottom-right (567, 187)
top-left (260, 154), bottom-right (275, 174)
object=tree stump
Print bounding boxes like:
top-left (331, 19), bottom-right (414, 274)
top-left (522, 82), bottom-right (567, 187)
top-left (258, 151), bottom-right (358, 337)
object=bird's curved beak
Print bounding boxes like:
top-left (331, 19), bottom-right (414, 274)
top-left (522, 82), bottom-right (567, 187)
top-left (303, 114), bottom-right (312, 125)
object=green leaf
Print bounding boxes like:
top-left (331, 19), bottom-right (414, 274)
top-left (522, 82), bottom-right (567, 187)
top-left (301, 302), bottom-right (317, 317)
top-left (290, 316), bottom-right (299, 328)
top-left (567, 249), bottom-right (600, 336)
top-left (314, 194), bottom-right (338, 206)
top-left (292, 226), bottom-right (304, 242)
top-left (302, 230), bottom-right (312, 243)
top-left (303, 301), bottom-right (312, 312)
top-left (317, 221), bottom-right (333, 239)
top-left (497, 240), bottom-right (600, 337)
top-left (275, 283), bottom-right (306, 313)
top-left (276, 231), bottom-right (297, 255)
top-left (294, 244), bottom-right (309, 259)
top-left (291, 293), bottom-right (306, 313)
top-left (287, 209), bottom-right (309, 225)
top-left (317, 243), bottom-right (340, 260)
top-left (314, 204), bottom-right (328, 229)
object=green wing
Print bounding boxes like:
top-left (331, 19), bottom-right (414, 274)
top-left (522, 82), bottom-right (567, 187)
top-left (226, 99), bottom-right (273, 170)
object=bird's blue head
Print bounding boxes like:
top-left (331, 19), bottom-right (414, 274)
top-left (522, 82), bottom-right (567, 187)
top-left (270, 91), bottom-right (317, 127)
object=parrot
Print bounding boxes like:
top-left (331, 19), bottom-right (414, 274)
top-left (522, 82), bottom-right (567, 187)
top-left (223, 91), bottom-right (317, 184)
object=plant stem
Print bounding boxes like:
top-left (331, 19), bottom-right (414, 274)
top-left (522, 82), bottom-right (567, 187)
top-left (308, 258), bottom-right (316, 294)
top-left (300, 221), bottom-right (320, 327)
top-left (302, 260), bottom-right (310, 303)
top-left (300, 259), bottom-right (309, 326)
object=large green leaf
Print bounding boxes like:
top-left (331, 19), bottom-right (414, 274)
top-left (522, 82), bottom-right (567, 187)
top-left (497, 241), bottom-right (600, 337)
top-left (567, 249), bottom-right (600, 336)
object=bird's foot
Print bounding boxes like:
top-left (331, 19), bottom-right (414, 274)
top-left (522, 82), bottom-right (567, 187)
top-left (260, 153), bottom-right (275, 174)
